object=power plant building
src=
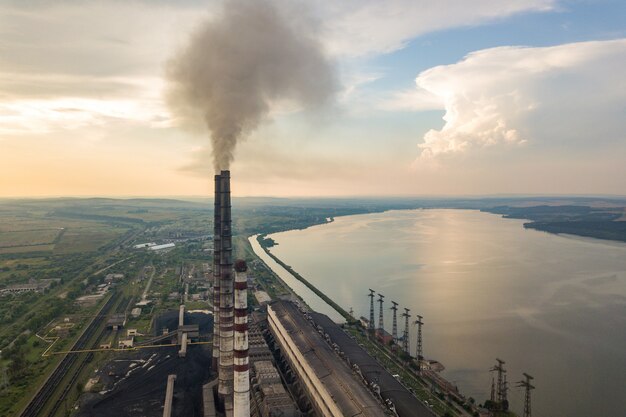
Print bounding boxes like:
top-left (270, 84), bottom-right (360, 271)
top-left (268, 301), bottom-right (389, 417)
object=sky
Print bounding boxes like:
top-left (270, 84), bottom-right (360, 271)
top-left (0, 0), bottom-right (625, 197)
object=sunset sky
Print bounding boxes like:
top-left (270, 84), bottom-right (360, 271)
top-left (1, 0), bottom-right (625, 197)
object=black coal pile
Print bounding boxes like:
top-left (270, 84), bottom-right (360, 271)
top-left (78, 345), bottom-right (212, 417)
top-left (153, 310), bottom-right (213, 336)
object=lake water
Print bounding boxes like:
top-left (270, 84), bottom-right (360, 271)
top-left (259, 209), bottom-right (626, 417)
top-left (248, 234), bottom-right (345, 322)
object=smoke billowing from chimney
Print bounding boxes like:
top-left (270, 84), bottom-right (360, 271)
top-left (166, 0), bottom-right (336, 172)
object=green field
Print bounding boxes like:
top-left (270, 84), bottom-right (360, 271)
top-left (0, 229), bottom-right (61, 248)
top-left (53, 226), bottom-right (128, 254)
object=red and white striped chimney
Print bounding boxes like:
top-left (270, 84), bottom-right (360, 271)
top-left (233, 259), bottom-right (250, 417)
top-left (218, 170), bottom-right (234, 416)
top-left (212, 173), bottom-right (221, 371)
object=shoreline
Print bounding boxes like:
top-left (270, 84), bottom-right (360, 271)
top-left (253, 234), bottom-right (352, 322)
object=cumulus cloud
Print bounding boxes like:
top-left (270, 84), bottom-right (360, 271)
top-left (412, 39), bottom-right (626, 159)
top-left (0, 0), bottom-right (555, 137)
top-left (317, 0), bottom-right (556, 57)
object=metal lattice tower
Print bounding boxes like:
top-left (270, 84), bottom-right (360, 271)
top-left (377, 294), bottom-right (385, 331)
top-left (390, 301), bottom-right (399, 343)
top-left (517, 373), bottom-right (535, 417)
top-left (414, 315), bottom-right (424, 368)
top-left (490, 376), bottom-right (496, 403)
top-left (378, 294), bottom-right (385, 332)
top-left (401, 308), bottom-right (411, 354)
top-left (368, 289), bottom-right (375, 331)
top-left (502, 372), bottom-right (509, 409)
top-left (490, 358), bottom-right (508, 409)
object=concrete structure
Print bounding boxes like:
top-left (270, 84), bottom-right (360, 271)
top-left (268, 301), bottom-right (388, 417)
top-left (252, 361), bottom-right (298, 417)
top-left (308, 310), bottom-right (433, 417)
top-left (178, 324), bottom-right (199, 340)
top-left (248, 320), bottom-right (273, 364)
top-left (149, 243), bottom-right (176, 252)
top-left (178, 304), bottom-right (185, 327)
top-left (107, 313), bottom-right (126, 330)
top-left (179, 332), bottom-right (188, 358)
top-left (133, 242), bottom-right (156, 249)
top-left (218, 170), bottom-right (234, 416)
top-left (375, 328), bottom-right (394, 345)
top-left (0, 279), bottom-right (57, 295)
top-left (118, 337), bottom-right (134, 349)
top-left (131, 307), bottom-right (142, 318)
top-left (254, 290), bottom-right (272, 305)
top-left (233, 260), bottom-right (250, 417)
top-left (104, 273), bottom-right (124, 283)
top-left (163, 374), bottom-right (176, 417)
top-left (212, 173), bottom-right (222, 372)
top-left (203, 380), bottom-right (218, 417)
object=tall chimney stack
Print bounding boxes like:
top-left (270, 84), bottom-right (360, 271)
top-left (212, 174), bottom-right (222, 371)
top-left (233, 260), bottom-right (250, 417)
top-left (218, 170), bottom-right (234, 416)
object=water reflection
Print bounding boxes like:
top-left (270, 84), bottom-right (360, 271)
top-left (264, 209), bottom-right (626, 417)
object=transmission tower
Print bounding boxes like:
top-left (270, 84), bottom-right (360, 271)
top-left (517, 373), bottom-right (535, 417)
top-left (490, 358), bottom-right (508, 411)
top-left (368, 289), bottom-right (375, 331)
top-left (390, 301), bottom-right (399, 344)
top-left (401, 308), bottom-right (411, 354)
top-left (377, 294), bottom-right (385, 331)
top-left (414, 315), bottom-right (424, 370)
top-left (490, 376), bottom-right (496, 403)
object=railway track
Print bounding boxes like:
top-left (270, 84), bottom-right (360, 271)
top-left (19, 292), bottom-right (120, 417)
top-left (43, 296), bottom-right (133, 417)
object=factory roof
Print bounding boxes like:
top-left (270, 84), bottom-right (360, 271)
top-left (269, 301), bottom-right (389, 417)
top-left (133, 242), bottom-right (156, 249)
top-left (149, 243), bottom-right (176, 251)
top-left (308, 311), bottom-right (433, 417)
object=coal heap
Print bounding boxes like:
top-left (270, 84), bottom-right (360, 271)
top-left (78, 346), bottom-right (212, 417)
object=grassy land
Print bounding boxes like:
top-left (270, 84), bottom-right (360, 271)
top-left (53, 226), bottom-right (129, 254)
top-left (0, 229), bottom-right (62, 248)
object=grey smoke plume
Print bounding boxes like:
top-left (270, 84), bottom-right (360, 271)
top-left (166, 0), bottom-right (336, 172)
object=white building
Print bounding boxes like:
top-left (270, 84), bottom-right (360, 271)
top-left (149, 243), bottom-right (176, 252)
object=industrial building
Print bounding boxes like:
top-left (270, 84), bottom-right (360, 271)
top-left (307, 311), bottom-right (433, 417)
top-left (251, 361), bottom-right (298, 417)
top-left (149, 243), bottom-right (176, 252)
top-left (268, 301), bottom-right (390, 417)
top-left (0, 279), bottom-right (58, 295)
top-left (106, 313), bottom-right (126, 330)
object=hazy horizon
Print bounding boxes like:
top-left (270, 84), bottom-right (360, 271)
top-left (2, 193), bottom-right (626, 201)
